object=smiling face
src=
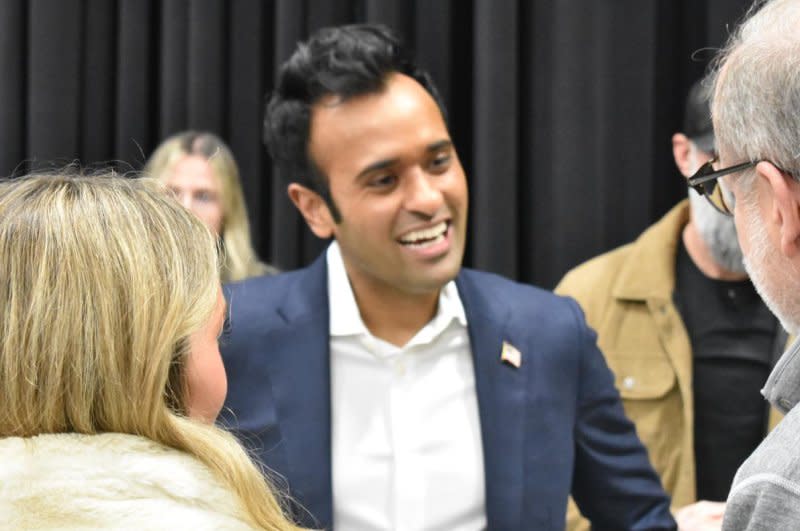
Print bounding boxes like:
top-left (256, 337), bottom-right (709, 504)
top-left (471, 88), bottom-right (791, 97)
top-left (300, 73), bottom-right (468, 300)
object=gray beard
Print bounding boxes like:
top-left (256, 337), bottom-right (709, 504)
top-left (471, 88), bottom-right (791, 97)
top-left (739, 195), bottom-right (800, 335)
top-left (688, 189), bottom-right (747, 274)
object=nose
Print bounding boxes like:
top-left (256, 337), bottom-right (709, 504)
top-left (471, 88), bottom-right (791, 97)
top-left (403, 169), bottom-right (443, 217)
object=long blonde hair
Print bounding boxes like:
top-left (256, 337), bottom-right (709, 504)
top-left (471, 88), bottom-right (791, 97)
top-left (0, 173), bottom-right (301, 531)
top-left (144, 131), bottom-right (276, 282)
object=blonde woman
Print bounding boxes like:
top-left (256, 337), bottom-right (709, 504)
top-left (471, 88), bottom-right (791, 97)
top-left (145, 131), bottom-right (278, 282)
top-left (0, 174), bottom-right (302, 530)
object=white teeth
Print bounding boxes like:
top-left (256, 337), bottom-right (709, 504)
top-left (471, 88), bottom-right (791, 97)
top-left (403, 233), bottom-right (446, 249)
top-left (399, 221), bottom-right (448, 244)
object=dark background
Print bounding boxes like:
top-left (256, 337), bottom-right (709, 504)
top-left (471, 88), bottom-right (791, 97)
top-left (2, 0), bottom-right (754, 288)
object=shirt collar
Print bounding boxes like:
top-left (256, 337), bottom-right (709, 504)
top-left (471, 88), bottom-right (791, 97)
top-left (326, 241), bottom-right (467, 340)
top-left (327, 241), bottom-right (368, 337)
top-left (763, 333), bottom-right (800, 413)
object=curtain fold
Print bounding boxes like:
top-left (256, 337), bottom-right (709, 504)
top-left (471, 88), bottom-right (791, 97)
top-left (0, 0), bottom-right (25, 175)
top-left (4, 0), bottom-right (754, 287)
top-left (472, 0), bottom-right (519, 279)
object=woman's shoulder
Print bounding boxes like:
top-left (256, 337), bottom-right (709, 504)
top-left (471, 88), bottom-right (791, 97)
top-left (0, 432), bottom-right (258, 530)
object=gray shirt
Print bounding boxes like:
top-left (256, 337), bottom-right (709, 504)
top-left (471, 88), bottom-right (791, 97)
top-left (723, 336), bottom-right (800, 530)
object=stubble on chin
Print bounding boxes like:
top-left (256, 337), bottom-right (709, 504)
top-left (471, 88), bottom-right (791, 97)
top-left (740, 200), bottom-right (800, 334)
top-left (689, 190), bottom-right (747, 274)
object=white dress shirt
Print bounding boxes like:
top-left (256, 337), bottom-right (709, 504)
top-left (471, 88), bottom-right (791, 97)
top-left (328, 242), bottom-right (487, 531)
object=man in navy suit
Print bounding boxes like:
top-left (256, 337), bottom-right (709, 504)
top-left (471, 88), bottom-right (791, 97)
top-left (221, 24), bottom-right (675, 531)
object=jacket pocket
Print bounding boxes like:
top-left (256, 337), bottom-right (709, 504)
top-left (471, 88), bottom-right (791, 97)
top-left (606, 352), bottom-right (683, 488)
top-left (608, 353), bottom-right (676, 400)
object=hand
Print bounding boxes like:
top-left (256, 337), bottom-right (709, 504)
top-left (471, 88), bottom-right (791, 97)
top-left (675, 500), bottom-right (725, 531)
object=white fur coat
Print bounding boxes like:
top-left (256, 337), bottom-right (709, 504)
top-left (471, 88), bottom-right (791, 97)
top-left (0, 432), bottom-right (259, 530)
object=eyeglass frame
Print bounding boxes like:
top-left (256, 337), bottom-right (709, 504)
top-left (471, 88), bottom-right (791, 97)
top-left (685, 157), bottom-right (759, 216)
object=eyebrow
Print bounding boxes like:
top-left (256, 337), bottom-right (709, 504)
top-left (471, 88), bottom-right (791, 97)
top-left (355, 139), bottom-right (454, 180)
top-left (427, 139), bottom-right (453, 153)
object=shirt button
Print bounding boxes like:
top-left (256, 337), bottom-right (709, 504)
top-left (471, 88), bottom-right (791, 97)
top-left (395, 359), bottom-right (406, 376)
top-left (623, 376), bottom-right (635, 390)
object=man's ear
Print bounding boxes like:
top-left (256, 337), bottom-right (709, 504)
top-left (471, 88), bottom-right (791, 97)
top-left (672, 133), bottom-right (693, 178)
top-left (757, 161), bottom-right (800, 258)
top-left (287, 183), bottom-right (335, 239)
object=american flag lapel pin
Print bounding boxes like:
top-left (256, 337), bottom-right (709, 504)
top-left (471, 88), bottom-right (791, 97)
top-left (500, 341), bottom-right (522, 369)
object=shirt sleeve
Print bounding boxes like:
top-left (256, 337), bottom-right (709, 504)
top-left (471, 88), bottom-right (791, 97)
top-left (566, 298), bottom-right (677, 531)
top-left (724, 475), bottom-right (800, 530)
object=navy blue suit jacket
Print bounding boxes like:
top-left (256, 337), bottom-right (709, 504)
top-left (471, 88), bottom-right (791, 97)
top-left (221, 254), bottom-right (675, 530)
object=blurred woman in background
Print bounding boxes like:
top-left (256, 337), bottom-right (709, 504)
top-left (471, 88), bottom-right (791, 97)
top-left (145, 131), bottom-right (278, 282)
top-left (0, 174), bottom-right (300, 530)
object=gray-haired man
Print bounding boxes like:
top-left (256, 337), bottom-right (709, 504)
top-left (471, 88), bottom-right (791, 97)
top-left (685, 0), bottom-right (800, 528)
top-left (558, 78), bottom-right (785, 531)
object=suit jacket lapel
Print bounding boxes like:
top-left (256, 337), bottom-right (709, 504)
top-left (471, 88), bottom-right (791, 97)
top-left (263, 254), bottom-right (333, 527)
top-left (457, 271), bottom-right (527, 529)
top-left (262, 264), bottom-right (528, 528)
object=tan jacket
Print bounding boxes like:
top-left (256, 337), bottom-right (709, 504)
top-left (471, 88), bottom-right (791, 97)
top-left (555, 200), bottom-right (783, 530)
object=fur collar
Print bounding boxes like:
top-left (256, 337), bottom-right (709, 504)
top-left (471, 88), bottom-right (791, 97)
top-left (0, 432), bottom-right (257, 530)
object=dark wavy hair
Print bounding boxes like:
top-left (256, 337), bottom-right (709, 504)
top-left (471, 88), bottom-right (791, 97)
top-left (263, 24), bottom-right (446, 220)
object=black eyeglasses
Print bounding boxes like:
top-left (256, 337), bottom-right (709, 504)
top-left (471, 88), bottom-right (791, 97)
top-left (686, 157), bottom-right (758, 216)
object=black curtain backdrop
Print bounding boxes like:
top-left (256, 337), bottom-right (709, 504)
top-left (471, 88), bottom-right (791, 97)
top-left (2, 0), bottom-right (754, 288)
